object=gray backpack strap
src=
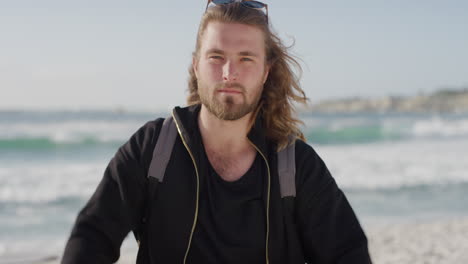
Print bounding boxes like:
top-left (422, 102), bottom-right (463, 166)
top-left (277, 139), bottom-right (296, 198)
top-left (147, 116), bottom-right (178, 182)
top-left (147, 117), bottom-right (296, 197)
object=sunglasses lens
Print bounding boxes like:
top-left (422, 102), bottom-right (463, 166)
top-left (212, 0), bottom-right (235, 4)
top-left (242, 1), bottom-right (265, 8)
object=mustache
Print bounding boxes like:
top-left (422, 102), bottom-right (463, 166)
top-left (215, 82), bottom-right (245, 92)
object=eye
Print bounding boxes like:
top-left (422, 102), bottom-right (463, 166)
top-left (209, 55), bottom-right (223, 60)
top-left (241, 57), bottom-right (253, 62)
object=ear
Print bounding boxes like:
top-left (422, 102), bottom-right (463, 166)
top-left (192, 56), bottom-right (199, 79)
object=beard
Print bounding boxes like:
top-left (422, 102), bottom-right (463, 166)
top-left (198, 82), bottom-right (262, 121)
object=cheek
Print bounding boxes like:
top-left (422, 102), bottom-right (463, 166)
top-left (245, 66), bottom-right (266, 85)
top-left (211, 66), bottom-right (223, 80)
top-left (200, 62), bottom-right (223, 81)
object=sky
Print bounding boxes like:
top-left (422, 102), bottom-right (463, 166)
top-left (1, 0), bottom-right (467, 111)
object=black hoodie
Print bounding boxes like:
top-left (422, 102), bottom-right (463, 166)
top-left (62, 105), bottom-right (371, 264)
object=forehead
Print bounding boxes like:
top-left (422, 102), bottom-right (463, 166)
top-left (200, 22), bottom-right (266, 56)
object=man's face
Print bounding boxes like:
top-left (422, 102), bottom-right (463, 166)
top-left (193, 22), bottom-right (269, 121)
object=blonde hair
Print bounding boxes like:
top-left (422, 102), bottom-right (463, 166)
top-left (187, 3), bottom-right (308, 150)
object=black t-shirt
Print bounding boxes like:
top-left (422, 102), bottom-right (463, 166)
top-left (188, 136), bottom-right (266, 264)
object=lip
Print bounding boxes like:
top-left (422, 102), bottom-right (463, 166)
top-left (217, 89), bottom-right (242, 94)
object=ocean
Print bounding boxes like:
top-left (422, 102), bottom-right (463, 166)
top-left (1, 109), bottom-right (468, 260)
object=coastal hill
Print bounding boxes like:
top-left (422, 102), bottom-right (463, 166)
top-left (307, 88), bottom-right (468, 113)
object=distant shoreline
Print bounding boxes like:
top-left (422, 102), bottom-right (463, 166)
top-left (306, 88), bottom-right (468, 114)
top-left (2, 88), bottom-right (468, 114)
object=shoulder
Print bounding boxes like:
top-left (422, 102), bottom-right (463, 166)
top-left (117, 117), bottom-right (166, 163)
top-left (293, 139), bottom-right (336, 196)
top-left (134, 118), bottom-right (165, 143)
top-left (294, 139), bottom-right (327, 171)
top-left (129, 118), bottom-right (165, 146)
top-left (292, 140), bottom-right (370, 262)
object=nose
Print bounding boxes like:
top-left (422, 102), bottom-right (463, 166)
top-left (222, 60), bottom-right (238, 82)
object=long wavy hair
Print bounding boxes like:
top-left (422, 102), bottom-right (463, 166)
top-left (187, 3), bottom-right (308, 150)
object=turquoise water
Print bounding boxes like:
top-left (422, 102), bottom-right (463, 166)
top-left (1, 110), bottom-right (468, 257)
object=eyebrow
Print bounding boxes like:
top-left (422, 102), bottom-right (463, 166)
top-left (205, 48), bottom-right (259, 57)
top-left (239, 51), bottom-right (259, 57)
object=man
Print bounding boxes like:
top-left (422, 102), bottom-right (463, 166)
top-left (62, 1), bottom-right (371, 263)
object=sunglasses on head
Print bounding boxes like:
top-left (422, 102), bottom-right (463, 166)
top-left (205, 0), bottom-right (268, 23)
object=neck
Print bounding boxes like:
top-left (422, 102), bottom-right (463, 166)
top-left (198, 105), bottom-right (254, 154)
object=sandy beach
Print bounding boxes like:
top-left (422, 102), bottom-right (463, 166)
top-left (117, 218), bottom-right (468, 264)
top-left (368, 218), bottom-right (468, 264)
top-left (115, 218), bottom-right (468, 263)
top-left (2, 218), bottom-right (467, 264)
